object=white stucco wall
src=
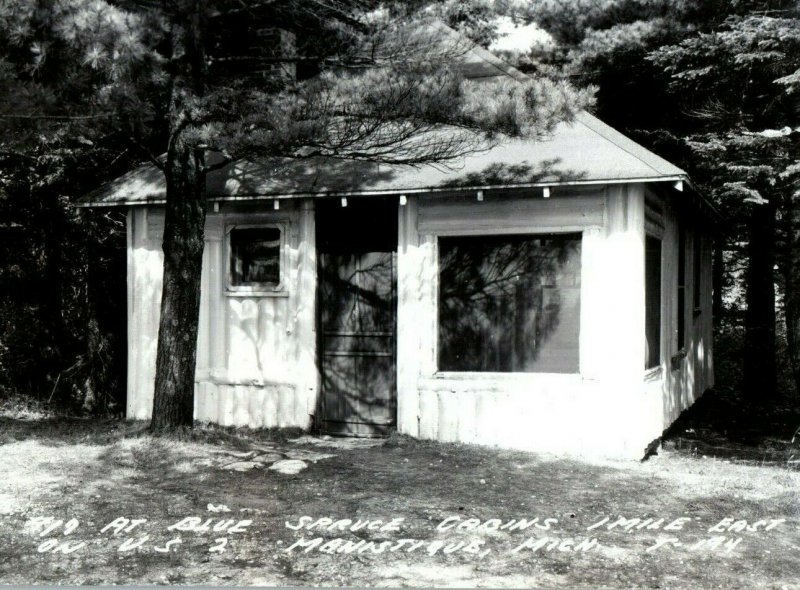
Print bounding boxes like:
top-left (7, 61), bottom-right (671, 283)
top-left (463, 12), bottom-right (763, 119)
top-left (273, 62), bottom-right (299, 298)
top-left (126, 200), bottom-right (318, 429)
top-left (126, 183), bottom-right (714, 458)
top-left (396, 184), bottom-right (659, 458)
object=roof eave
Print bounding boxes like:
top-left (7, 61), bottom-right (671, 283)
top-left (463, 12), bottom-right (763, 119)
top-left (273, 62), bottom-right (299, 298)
top-left (77, 174), bottom-right (695, 208)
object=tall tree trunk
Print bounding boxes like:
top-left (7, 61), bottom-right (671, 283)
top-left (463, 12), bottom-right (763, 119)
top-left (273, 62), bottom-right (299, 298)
top-left (151, 144), bottom-right (206, 429)
top-left (712, 236), bottom-right (724, 320)
top-left (743, 199), bottom-right (777, 402)
top-left (783, 188), bottom-right (800, 397)
top-left (41, 188), bottom-right (65, 392)
top-left (150, 0), bottom-right (208, 430)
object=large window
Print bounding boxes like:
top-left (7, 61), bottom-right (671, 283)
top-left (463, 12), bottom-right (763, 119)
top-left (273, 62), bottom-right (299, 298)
top-left (645, 235), bottom-right (662, 369)
top-left (227, 225), bottom-right (283, 293)
top-left (438, 233), bottom-right (581, 373)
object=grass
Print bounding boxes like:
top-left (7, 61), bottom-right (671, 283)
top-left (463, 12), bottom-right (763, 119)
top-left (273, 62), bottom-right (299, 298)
top-left (0, 397), bottom-right (798, 588)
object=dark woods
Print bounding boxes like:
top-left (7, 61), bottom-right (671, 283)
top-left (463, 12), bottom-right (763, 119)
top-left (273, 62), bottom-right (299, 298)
top-left (0, 145), bottom-right (131, 413)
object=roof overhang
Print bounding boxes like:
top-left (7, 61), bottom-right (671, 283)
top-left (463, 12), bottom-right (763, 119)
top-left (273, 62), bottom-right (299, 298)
top-left (78, 110), bottom-right (698, 208)
top-left (78, 172), bottom-right (692, 207)
top-left (77, 169), bottom-right (720, 228)
top-left (78, 21), bottom-right (718, 224)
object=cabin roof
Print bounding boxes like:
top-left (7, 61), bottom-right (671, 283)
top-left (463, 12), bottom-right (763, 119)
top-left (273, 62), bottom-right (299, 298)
top-left (79, 22), bottom-right (693, 209)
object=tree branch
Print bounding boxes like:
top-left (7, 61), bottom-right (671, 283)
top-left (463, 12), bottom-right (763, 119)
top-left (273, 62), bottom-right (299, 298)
top-left (0, 113), bottom-right (112, 121)
top-left (202, 149), bottom-right (236, 173)
top-left (119, 132), bottom-right (165, 172)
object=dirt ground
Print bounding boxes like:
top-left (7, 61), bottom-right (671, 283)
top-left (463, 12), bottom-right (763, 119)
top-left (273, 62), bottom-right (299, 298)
top-left (0, 407), bottom-right (798, 588)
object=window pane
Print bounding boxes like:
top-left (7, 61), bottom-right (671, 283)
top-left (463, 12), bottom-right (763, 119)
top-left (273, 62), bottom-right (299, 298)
top-left (677, 223), bottom-right (686, 349)
top-left (230, 227), bottom-right (281, 287)
top-left (645, 235), bottom-right (662, 369)
top-left (438, 233), bottom-right (581, 373)
top-left (693, 231), bottom-right (702, 309)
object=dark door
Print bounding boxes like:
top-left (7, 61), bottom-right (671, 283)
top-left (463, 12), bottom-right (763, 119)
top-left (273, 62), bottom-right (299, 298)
top-left (317, 199), bottom-right (397, 436)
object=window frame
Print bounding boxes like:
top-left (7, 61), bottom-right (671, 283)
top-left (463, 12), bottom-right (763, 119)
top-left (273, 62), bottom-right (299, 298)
top-left (644, 231), bottom-right (663, 371)
top-left (677, 221), bottom-right (687, 351)
top-left (224, 222), bottom-right (288, 297)
top-left (693, 228), bottom-right (703, 316)
top-left (434, 230), bottom-right (583, 376)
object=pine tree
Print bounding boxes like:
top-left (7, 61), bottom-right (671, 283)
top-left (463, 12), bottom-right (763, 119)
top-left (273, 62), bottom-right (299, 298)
top-left (648, 12), bottom-right (800, 400)
top-left (522, 0), bottom-right (800, 402)
top-left (1, 0), bottom-right (593, 428)
top-left (0, 0), bottom-right (144, 408)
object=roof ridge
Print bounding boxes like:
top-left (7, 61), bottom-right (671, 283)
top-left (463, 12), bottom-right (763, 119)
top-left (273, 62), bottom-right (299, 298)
top-left (464, 42), bottom-right (530, 82)
top-left (434, 19), bottom-right (686, 179)
top-left (429, 20), bottom-right (529, 83)
top-left (574, 111), bottom-right (687, 177)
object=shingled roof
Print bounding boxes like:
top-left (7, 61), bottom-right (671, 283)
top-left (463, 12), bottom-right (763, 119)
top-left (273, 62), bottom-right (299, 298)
top-left (80, 23), bottom-right (689, 208)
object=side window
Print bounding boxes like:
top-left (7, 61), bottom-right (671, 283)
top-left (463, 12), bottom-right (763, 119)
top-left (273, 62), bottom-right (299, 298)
top-left (693, 230), bottom-right (702, 312)
top-left (227, 225), bottom-right (284, 294)
top-left (645, 235), bottom-right (662, 369)
top-left (677, 222), bottom-right (686, 350)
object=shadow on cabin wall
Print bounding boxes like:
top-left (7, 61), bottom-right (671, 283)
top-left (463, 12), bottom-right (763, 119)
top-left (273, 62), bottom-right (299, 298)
top-left (313, 197), bottom-right (398, 437)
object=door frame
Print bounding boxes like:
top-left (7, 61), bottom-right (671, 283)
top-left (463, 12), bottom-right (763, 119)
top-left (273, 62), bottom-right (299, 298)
top-left (314, 198), bottom-right (399, 436)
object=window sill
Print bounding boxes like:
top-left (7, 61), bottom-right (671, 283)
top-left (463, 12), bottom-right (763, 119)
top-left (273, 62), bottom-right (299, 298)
top-left (431, 371), bottom-right (580, 381)
top-left (421, 373), bottom-right (582, 392)
top-left (196, 372), bottom-right (295, 388)
top-left (644, 366), bottom-right (663, 382)
top-left (225, 288), bottom-right (289, 298)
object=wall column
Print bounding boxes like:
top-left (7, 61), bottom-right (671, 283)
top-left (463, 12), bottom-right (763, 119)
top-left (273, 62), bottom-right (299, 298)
top-left (396, 196), bottom-right (421, 436)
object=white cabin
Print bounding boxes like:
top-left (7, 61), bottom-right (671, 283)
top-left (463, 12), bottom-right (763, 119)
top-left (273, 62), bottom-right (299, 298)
top-left (82, 42), bottom-right (715, 459)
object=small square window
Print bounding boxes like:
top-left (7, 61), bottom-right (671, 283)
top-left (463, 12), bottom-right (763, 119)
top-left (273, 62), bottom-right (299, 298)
top-left (228, 226), bottom-right (283, 292)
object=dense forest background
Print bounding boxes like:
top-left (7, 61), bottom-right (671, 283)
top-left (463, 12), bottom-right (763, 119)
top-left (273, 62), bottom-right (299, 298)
top-left (1, 0), bottom-right (798, 434)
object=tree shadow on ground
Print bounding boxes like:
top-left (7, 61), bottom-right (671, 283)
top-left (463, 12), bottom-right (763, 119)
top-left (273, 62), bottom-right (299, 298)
top-left (0, 416), bottom-right (139, 446)
top-left (0, 414), bottom-right (305, 448)
top-left (2, 413), bottom-right (799, 586)
top-left (661, 388), bottom-right (800, 467)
